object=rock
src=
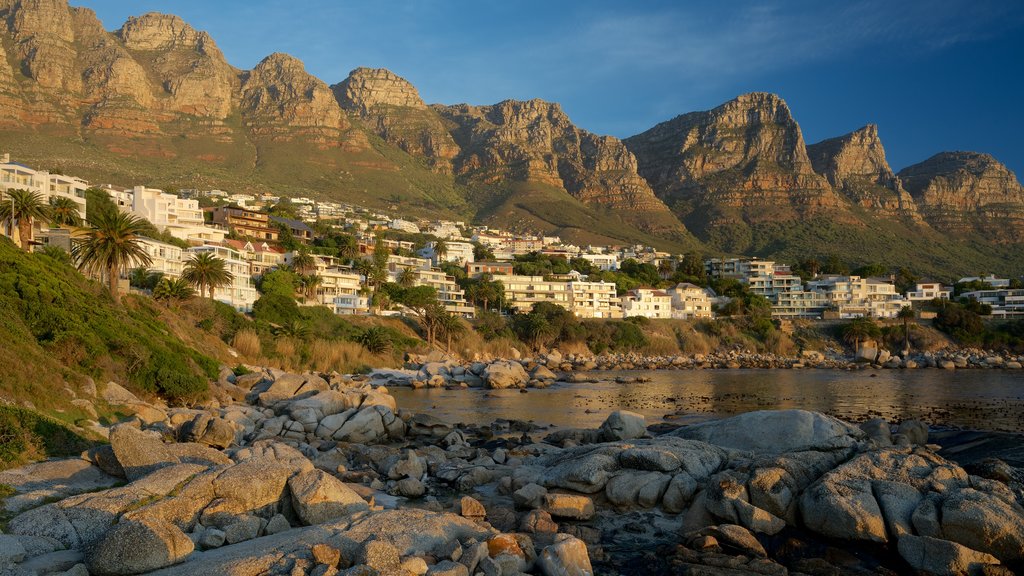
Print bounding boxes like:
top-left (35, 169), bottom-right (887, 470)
top-left (395, 478), bottom-right (426, 498)
top-left (618, 446), bottom-right (682, 472)
top-left (358, 539), bottom-right (401, 571)
top-left (17, 549), bottom-right (84, 574)
top-left (264, 514), bottom-right (291, 536)
top-left (212, 456), bottom-right (293, 512)
top-left (940, 488), bottom-right (1024, 562)
top-left (695, 524), bottom-right (767, 558)
top-left (0, 534), bottom-right (28, 564)
top-left (289, 469), bottom-right (369, 525)
top-left (486, 534), bottom-right (524, 559)
top-left (605, 470), bottom-right (670, 509)
top-left (333, 406), bottom-right (393, 444)
top-left (401, 556), bottom-right (429, 576)
top-left (537, 535), bottom-right (593, 576)
top-left (542, 494), bottom-right (595, 520)
top-left (541, 450), bottom-right (618, 493)
top-left (521, 510), bottom-right (558, 536)
top-left (388, 449), bottom-right (425, 480)
top-left (178, 414), bottom-right (236, 449)
top-left (597, 410), bottom-right (647, 441)
top-left (198, 527), bottom-right (225, 549)
top-left (108, 424), bottom-right (177, 481)
top-left (859, 418), bottom-right (892, 446)
top-left (458, 496), bottom-right (486, 520)
top-left (101, 381), bottom-right (141, 405)
top-left (483, 361), bottom-right (529, 389)
top-left (897, 534), bottom-right (1001, 576)
top-left (896, 420), bottom-right (929, 445)
top-left (312, 543), bottom-right (342, 567)
top-left (662, 473), bottom-right (699, 514)
top-left (223, 516), bottom-right (260, 544)
top-left (86, 517), bottom-right (194, 576)
top-left (513, 483), bottom-right (548, 509)
top-left (670, 409), bottom-right (863, 454)
top-left (532, 365), bottom-right (558, 381)
top-left (428, 560), bottom-right (469, 576)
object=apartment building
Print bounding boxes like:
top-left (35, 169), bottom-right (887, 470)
top-left (809, 275), bottom-right (908, 319)
top-left (772, 289), bottom-right (830, 319)
top-left (223, 239), bottom-right (285, 277)
top-left (579, 253), bottom-right (619, 271)
top-left (466, 261), bottom-right (514, 278)
top-left (568, 280), bottom-right (622, 318)
top-left (747, 273), bottom-right (803, 299)
top-left (621, 289), bottom-right (673, 319)
top-left (0, 154), bottom-right (88, 246)
top-left (137, 237), bottom-right (186, 279)
top-left (499, 275), bottom-right (571, 313)
top-left (211, 206), bottom-right (278, 241)
top-left (186, 245), bottom-right (257, 312)
top-left (111, 186), bottom-right (225, 244)
top-left (421, 240), bottom-right (474, 266)
top-left (705, 258), bottom-right (776, 281)
top-left (270, 216), bottom-right (314, 244)
top-left (666, 283), bottom-right (714, 319)
top-left (961, 289), bottom-right (1024, 318)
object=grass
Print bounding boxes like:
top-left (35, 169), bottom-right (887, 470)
top-left (0, 406), bottom-right (97, 470)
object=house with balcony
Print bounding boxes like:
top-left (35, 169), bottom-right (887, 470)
top-left (568, 279), bottom-right (622, 318)
top-left (0, 154), bottom-right (88, 247)
top-left (906, 282), bottom-right (952, 302)
top-left (224, 239), bottom-right (286, 277)
top-left (270, 216), bottom-right (314, 244)
top-left (137, 237), bottom-right (186, 279)
top-left (961, 289), bottom-right (1024, 317)
top-left (186, 245), bottom-right (257, 312)
top-left (621, 289), bottom-right (673, 319)
top-left (420, 240), bottom-right (475, 266)
top-left (211, 206), bottom-right (279, 242)
top-left (467, 261), bottom-right (514, 278)
top-left (500, 275), bottom-right (571, 313)
top-left (666, 283), bottom-right (714, 319)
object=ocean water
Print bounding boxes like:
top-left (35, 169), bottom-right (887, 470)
top-left (391, 369), bottom-right (1024, 433)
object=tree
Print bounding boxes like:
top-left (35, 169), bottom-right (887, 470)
top-left (301, 273), bottom-right (322, 304)
top-left (153, 277), bottom-right (195, 303)
top-left (517, 313), bottom-right (556, 351)
top-left (897, 305), bottom-right (915, 354)
top-left (259, 268), bottom-right (300, 298)
top-left (291, 248), bottom-right (316, 276)
top-left (48, 196), bottom-right (82, 228)
top-left (357, 326), bottom-right (392, 355)
top-left (436, 312), bottom-right (466, 353)
top-left (0, 189), bottom-right (50, 250)
top-left (473, 242), bottom-right (495, 261)
top-left (432, 239), bottom-right (448, 263)
top-left (853, 263), bottom-right (888, 278)
top-left (840, 317), bottom-right (881, 353)
top-left (182, 252), bottom-right (235, 300)
top-left (396, 266), bottom-right (417, 288)
top-left (74, 210), bottom-right (153, 302)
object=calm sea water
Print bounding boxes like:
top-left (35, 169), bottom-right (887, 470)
top-left (391, 369), bottom-right (1024, 433)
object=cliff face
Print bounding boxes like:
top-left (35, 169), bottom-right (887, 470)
top-left (624, 93), bottom-right (843, 237)
top-left (333, 67), bottom-right (458, 173)
top-left (807, 124), bottom-right (919, 217)
top-left (436, 99), bottom-right (685, 233)
top-left (898, 152), bottom-right (1024, 243)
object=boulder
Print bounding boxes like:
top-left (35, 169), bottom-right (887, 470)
top-left (897, 534), bottom-right (1001, 576)
top-left (101, 382), bottom-right (141, 405)
top-left (513, 483), bottom-right (548, 509)
top-left (108, 424), bottom-right (176, 481)
top-left (896, 420), bottom-right (929, 446)
top-left (86, 517), bottom-right (193, 576)
top-left (597, 411), bottom-right (647, 442)
top-left (0, 534), bottom-right (27, 564)
top-left (537, 535), bottom-right (592, 576)
top-left (288, 469), bottom-right (369, 525)
top-left (483, 361), bottom-right (529, 389)
top-left (542, 494), bottom-right (595, 520)
top-left (541, 450), bottom-right (618, 493)
top-left (669, 410), bottom-right (863, 454)
top-left (940, 488), bottom-right (1024, 562)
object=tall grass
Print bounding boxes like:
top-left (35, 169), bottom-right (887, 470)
top-left (232, 329), bottom-right (261, 358)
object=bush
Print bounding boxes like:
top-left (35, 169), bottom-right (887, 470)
top-left (357, 326), bottom-right (392, 355)
top-left (0, 406), bottom-right (96, 469)
top-left (252, 293), bottom-right (301, 325)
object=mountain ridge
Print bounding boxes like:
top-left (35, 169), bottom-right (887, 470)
top-left (0, 0), bottom-right (1022, 275)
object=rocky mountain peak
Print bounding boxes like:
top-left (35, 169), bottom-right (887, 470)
top-left (241, 52), bottom-right (347, 135)
top-left (897, 152), bottom-right (1024, 241)
top-left (117, 13), bottom-right (204, 51)
top-left (333, 67), bottom-right (426, 113)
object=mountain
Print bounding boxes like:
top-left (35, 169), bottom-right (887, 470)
top-left (806, 124), bottom-right (919, 218)
top-left (898, 152), bottom-right (1024, 244)
top-left (623, 93), bottom-right (849, 249)
top-left (0, 0), bottom-right (1022, 274)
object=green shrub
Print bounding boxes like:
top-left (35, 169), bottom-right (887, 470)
top-left (0, 406), bottom-right (96, 469)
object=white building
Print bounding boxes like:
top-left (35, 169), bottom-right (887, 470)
top-left (500, 275), bottom-right (571, 313)
top-left (579, 253), bottom-right (619, 271)
top-left (568, 279), bottom-right (622, 318)
top-left (666, 283), bottom-right (714, 319)
top-left (906, 282), bottom-right (951, 302)
top-left (0, 153), bottom-right (88, 246)
top-left (808, 275), bottom-right (908, 319)
top-left (421, 240), bottom-right (474, 266)
top-left (137, 237), bottom-right (185, 279)
top-left (426, 221), bottom-right (464, 240)
top-left (961, 289), bottom-right (1024, 318)
top-left (112, 185), bottom-right (226, 245)
top-left (621, 289), bottom-right (673, 319)
top-left (957, 275), bottom-right (1011, 289)
top-left (186, 245), bottom-right (257, 312)
top-left (389, 219), bottom-right (420, 234)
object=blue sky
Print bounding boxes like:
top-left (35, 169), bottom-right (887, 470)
top-left (88, 0), bottom-right (1024, 175)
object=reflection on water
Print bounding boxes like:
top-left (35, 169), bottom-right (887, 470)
top-left (391, 369), bottom-right (1024, 433)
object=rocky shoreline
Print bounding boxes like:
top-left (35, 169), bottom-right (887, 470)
top-left (374, 347), bottom-right (1024, 392)
top-left (1, 367), bottom-right (1023, 576)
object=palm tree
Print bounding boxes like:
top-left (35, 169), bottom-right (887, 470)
top-left (182, 252), bottom-right (234, 300)
top-left (291, 248), bottom-right (316, 275)
top-left (73, 210), bottom-right (152, 303)
top-left (48, 196), bottom-right (82, 228)
top-left (357, 326), bottom-right (392, 355)
top-left (897, 306), bottom-right (915, 355)
top-left (153, 277), bottom-right (195, 303)
top-left (301, 273), bottom-right (322, 304)
top-left (396, 266), bottom-right (417, 288)
top-left (437, 312), bottom-right (466, 354)
top-left (432, 239), bottom-right (448, 263)
top-left (841, 317), bottom-right (881, 355)
top-left (1, 189), bottom-right (50, 250)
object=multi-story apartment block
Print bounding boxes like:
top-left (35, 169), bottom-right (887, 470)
top-left (0, 154), bottom-right (88, 246)
top-left (499, 275), bottom-right (571, 313)
top-left (957, 275), bottom-right (1011, 289)
top-left (389, 219), bottom-right (421, 234)
top-left (466, 261), bottom-right (514, 278)
top-left (421, 240), bottom-right (474, 266)
top-left (705, 258), bottom-right (776, 281)
top-left (961, 289), bottom-right (1024, 317)
top-left (772, 289), bottom-right (830, 319)
top-left (808, 275), bottom-right (908, 319)
top-left (186, 245), bottom-right (257, 312)
top-left (747, 274), bottom-right (803, 298)
top-left (211, 206), bottom-right (278, 241)
top-left (666, 283), bottom-right (714, 319)
top-left (568, 280), bottom-right (622, 318)
top-left (137, 237), bottom-right (186, 279)
top-left (621, 289), bottom-right (673, 319)
top-left (579, 253), bottom-right (619, 271)
top-left (109, 185), bottom-right (224, 245)
top-left (270, 216), bottom-right (314, 244)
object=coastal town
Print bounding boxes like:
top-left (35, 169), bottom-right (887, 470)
top-left (3, 154), bottom-right (1022, 324)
